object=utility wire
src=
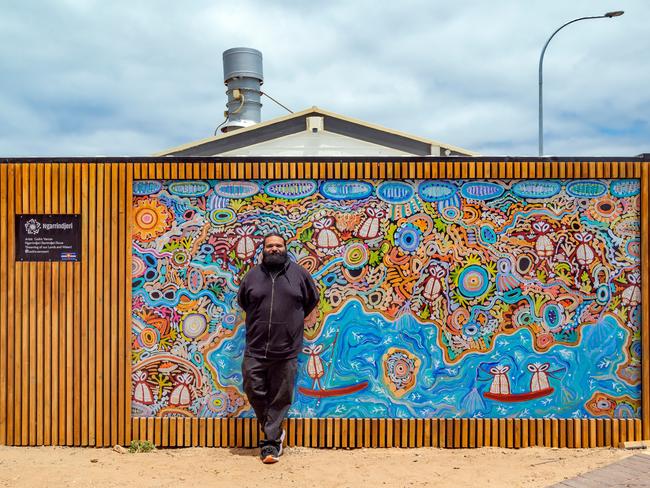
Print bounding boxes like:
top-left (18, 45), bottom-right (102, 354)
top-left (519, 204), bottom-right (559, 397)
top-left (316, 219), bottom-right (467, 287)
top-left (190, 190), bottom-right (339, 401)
top-left (261, 91), bottom-right (293, 114)
top-left (214, 116), bottom-right (228, 136)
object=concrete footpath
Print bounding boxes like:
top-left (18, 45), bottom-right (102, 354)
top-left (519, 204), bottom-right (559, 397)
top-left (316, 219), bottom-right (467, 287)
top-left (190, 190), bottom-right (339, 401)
top-left (548, 452), bottom-right (650, 488)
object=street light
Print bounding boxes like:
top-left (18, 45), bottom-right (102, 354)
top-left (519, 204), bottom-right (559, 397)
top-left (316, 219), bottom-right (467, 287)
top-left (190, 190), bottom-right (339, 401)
top-left (538, 11), bottom-right (624, 156)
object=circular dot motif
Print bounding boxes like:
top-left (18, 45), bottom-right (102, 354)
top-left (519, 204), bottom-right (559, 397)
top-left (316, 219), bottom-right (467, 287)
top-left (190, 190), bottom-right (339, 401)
top-left (542, 303), bottom-right (562, 330)
top-left (222, 313), bottom-right (237, 329)
top-left (182, 313), bottom-right (207, 339)
top-left (457, 265), bottom-right (489, 298)
top-left (394, 223), bottom-right (421, 254)
top-left (596, 285), bottom-right (611, 305)
top-left (138, 327), bottom-right (160, 349)
top-left (463, 321), bottom-right (480, 337)
top-left (209, 208), bottom-right (236, 226)
top-left (343, 242), bottom-right (368, 270)
top-left (132, 256), bottom-right (146, 278)
top-left (133, 199), bottom-right (172, 242)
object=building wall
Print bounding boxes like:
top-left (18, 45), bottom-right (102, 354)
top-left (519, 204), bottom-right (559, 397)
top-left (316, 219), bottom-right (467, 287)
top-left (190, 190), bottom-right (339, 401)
top-left (0, 159), bottom-right (649, 448)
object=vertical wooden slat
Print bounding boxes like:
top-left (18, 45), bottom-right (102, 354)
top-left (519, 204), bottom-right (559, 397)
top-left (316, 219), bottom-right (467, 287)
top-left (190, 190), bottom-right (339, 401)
top-left (125, 163), bottom-right (133, 446)
top-left (386, 418), bottom-right (393, 448)
top-left (528, 419), bottom-right (536, 446)
top-left (56, 163), bottom-right (69, 445)
top-left (205, 418), bottom-right (213, 447)
top-left (102, 164), bottom-right (112, 446)
top-left (574, 419), bottom-right (582, 448)
top-left (304, 417), bottom-right (312, 448)
top-left (430, 419), bottom-right (438, 448)
top-left (589, 419), bottom-right (596, 447)
top-left (296, 418), bottom-right (303, 447)
top-left (612, 419), bottom-right (619, 447)
top-left (162, 418), bottom-right (170, 447)
top-left (327, 418), bottom-right (334, 447)
top-left (117, 163), bottom-right (125, 446)
top-left (110, 165), bottom-right (119, 445)
top-left (35, 164), bottom-right (44, 446)
top-left (620, 418), bottom-right (628, 444)
top-left (416, 418), bottom-right (423, 448)
top-left (521, 419), bottom-right (529, 448)
top-left (26, 165), bottom-right (36, 446)
top-left (228, 418), bottom-right (235, 447)
top-left (642, 163), bottom-right (650, 440)
top-left (216, 417), bottom-right (223, 447)
top-left (41, 164), bottom-right (51, 445)
top-left (596, 419), bottom-right (604, 447)
top-left (360, 419), bottom-right (368, 448)
top-left (498, 418), bottom-right (506, 447)
top-left (5, 165), bottom-right (15, 445)
top-left (95, 164), bottom-right (104, 447)
top-left (0, 163), bottom-right (7, 445)
top-left (47, 165), bottom-right (58, 445)
top-left (626, 419), bottom-right (639, 441)
top-left (513, 419), bottom-right (520, 449)
top-left (551, 419), bottom-right (559, 448)
top-left (334, 418), bottom-right (341, 448)
top-left (394, 419), bottom-right (401, 447)
top-left (79, 163), bottom-right (88, 446)
top-left (191, 418), bottom-right (199, 447)
top-left (72, 164), bottom-right (82, 446)
top-left (87, 164), bottom-right (97, 446)
top-left (536, 419), bottom-right (544, 447)
top-left (438, 419), bottom-right (449, 447)
top-left (581, 419), bottom-right (589, 447)
top-left (65, 164), bottom-right (74, 445)
top-left (408, 418), bottom-right (416, 448)
top-left (168, 417), bottom-right (176, 446)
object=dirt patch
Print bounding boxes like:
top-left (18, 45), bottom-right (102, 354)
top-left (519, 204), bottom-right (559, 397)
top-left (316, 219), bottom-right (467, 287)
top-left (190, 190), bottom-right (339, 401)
top-left (0, 445), bottom-right (639, 488)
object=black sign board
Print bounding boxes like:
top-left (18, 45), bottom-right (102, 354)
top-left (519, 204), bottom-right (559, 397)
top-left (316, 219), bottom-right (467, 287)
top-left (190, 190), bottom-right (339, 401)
top-left (15, 214), bottom-right (81, 262)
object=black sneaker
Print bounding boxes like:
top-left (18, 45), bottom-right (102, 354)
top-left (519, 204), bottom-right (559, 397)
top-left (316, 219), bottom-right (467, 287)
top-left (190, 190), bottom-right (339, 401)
top-left (260, 444), bottom-right (279, 464)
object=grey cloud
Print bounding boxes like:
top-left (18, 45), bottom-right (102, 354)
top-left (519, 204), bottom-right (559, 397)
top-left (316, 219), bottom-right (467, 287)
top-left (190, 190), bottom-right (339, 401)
top-left (1, 0), bottom-right (648, 157)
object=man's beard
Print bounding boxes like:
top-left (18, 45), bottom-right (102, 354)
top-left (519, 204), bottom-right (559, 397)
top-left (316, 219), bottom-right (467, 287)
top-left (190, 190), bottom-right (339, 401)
top-left (262, 251), bottom-right (288, 269)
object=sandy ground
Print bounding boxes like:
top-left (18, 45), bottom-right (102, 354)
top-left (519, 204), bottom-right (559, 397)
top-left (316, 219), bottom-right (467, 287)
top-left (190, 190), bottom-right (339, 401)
top-left (0, 445), bottom-right (646, 488)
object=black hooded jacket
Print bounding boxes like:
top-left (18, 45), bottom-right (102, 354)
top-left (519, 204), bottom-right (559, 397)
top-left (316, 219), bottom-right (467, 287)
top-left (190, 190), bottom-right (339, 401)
top-left (237, 260), bottom-right (319, 359)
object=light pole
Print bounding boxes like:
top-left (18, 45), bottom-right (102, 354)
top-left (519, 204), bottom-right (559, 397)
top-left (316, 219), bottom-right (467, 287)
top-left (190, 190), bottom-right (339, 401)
top-left (538, 11), bottom-right (623, 156)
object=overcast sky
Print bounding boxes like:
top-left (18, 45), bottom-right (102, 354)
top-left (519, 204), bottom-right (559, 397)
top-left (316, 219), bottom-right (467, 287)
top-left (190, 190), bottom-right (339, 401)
top-left (1, 0), bottom-right (648, 157)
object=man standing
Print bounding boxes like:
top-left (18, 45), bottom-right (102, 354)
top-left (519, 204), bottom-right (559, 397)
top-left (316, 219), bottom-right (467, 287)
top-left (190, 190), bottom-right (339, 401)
top-left (237, 232), bottom-right (319, 464)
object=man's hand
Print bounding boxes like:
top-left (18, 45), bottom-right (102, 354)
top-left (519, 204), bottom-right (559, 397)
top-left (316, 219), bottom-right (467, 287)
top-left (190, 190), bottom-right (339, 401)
top-left (304, 308), bottom-right (318, 328)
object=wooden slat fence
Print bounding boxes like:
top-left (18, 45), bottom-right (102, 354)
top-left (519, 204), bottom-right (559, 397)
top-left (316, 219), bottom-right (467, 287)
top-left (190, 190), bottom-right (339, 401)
top-left (0, 159), bottom-right (648, 447)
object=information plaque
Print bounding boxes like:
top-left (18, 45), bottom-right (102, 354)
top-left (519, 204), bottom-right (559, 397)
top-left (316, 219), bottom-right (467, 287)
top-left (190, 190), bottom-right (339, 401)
top-left (15, 214), bottom-right (81, 262)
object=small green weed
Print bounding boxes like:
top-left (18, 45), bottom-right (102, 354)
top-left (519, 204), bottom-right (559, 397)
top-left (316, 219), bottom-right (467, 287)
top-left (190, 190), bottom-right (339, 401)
top-left (128, 439), bottom-right (156, 453)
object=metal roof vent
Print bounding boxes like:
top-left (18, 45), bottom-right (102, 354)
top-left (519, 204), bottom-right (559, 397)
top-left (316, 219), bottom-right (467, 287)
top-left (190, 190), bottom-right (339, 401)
top-left (221, 47), bottom-right (263, 133)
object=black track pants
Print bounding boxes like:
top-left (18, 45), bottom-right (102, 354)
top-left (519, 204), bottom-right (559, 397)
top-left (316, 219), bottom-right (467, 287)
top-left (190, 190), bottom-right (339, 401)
top-left (242, 355), bottom-right (298, 446)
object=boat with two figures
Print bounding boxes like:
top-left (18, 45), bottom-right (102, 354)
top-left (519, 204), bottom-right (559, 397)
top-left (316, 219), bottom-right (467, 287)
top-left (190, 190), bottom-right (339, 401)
top-left (483, 362), bottom-right (561, 403)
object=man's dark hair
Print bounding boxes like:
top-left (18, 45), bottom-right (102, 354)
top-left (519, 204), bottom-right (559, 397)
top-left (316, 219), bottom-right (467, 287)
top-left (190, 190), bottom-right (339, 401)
top-left (263, 232), bottom-right (286, 246)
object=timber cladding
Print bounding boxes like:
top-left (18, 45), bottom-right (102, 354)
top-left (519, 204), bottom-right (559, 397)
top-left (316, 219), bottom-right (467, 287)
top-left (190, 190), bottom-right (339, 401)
top-left (0, 158), bottom-right (648, 448)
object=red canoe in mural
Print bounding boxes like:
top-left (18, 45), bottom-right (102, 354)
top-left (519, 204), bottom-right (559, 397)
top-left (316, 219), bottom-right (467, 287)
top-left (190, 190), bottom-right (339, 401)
top-left (298, 381), bottom-right (369, 398)
top-left (483, 387), bottom-right (554, 403)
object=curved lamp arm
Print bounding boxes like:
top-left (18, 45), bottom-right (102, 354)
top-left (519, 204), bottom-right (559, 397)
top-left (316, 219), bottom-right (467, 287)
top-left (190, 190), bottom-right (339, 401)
top-left (538, 11), bottom-right (623, 156)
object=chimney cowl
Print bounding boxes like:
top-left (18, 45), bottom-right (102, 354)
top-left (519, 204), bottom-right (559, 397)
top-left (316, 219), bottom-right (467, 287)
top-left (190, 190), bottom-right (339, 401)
top-left (221, 47), bottom-right (263, 132)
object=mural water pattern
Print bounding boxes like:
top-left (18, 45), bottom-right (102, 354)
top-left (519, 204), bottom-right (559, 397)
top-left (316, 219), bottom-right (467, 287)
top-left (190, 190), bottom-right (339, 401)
top-left (131, 179), bottom-right (641, 419)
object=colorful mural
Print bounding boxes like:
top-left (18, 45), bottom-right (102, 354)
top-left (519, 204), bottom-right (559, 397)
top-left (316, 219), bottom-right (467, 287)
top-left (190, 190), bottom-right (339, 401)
top-left (131, 179), bottom-right (641, 419)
